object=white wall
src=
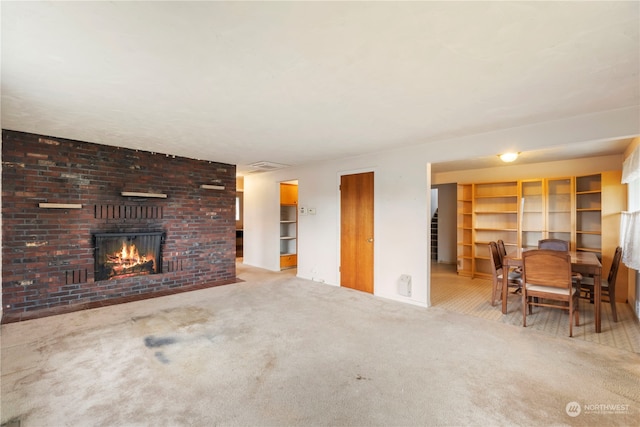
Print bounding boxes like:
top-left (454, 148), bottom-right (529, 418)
top-left (244, 175), bottom-right (282, 269)
top-left (245, 151), bottom-right (431, 307)
top-left (243, 107), bottom-right (639, 308)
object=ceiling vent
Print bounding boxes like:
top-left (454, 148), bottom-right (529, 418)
top-left (248, 161), bottom-right (290, 172)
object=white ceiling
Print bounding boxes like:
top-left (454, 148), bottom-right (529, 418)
top-left (2, 1), bottom-right (639, 175)
top-left (431, 137), bottom-right (635, 173)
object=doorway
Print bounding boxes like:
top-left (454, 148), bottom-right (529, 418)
top-left (340, 171), bottom-right (374, 293)
top-left (236, 176), bottom-right (244, 258)
top-left (280, 180), bottom-right (298, 271)
top-left (430, 182), bottom-right (466, 308)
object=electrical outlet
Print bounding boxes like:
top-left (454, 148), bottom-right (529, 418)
top-left (299, 206), bottom-right (307, 215)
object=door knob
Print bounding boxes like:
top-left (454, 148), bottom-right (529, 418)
top-left (367, 238), bottom-right (374, 243)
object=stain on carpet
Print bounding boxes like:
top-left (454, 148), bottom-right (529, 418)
top-left (144, 336), bottom-right (177, 364)
top-left (154, 351), bottom-right (171, 364)
top-left (144, 336), bottom-right (177, 348)
top-left (1, 418), bottom-right (21, 427)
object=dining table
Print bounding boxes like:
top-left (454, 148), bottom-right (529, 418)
top-left (502, 248), bottom-right (603, 333)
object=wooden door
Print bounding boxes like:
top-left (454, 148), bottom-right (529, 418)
top-left (340, 172), bottom-right (374, 293)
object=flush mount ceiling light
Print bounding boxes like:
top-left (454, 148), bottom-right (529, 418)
top-left (498, 152), bottom-right (519, 163)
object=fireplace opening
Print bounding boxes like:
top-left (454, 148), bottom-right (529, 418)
top-left (94, 232), bottom-right (164, 281)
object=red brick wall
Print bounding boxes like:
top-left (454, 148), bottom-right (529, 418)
top-left (2, 130), bottom-right (236, 321)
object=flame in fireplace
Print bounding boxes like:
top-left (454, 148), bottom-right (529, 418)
top-left (106, 241), bottom-right (156, 277)
top-left (119, 241), bottom-right (143, 266)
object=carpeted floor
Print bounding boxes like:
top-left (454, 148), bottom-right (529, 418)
top-left (431, 262), bottom-right (640, 353)
top-left (1, 262), bottom-right (639, 426)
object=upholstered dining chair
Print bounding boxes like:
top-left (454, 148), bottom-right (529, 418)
top-left (538, 238), bottom-right (569, 251)
top-left (521, 249), bottom-right (581, 337)
top-left (580, 246), bottom-right (622, 322)
top-left (489, 241), bottom-right (522, 306)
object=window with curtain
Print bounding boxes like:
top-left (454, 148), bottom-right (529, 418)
top-left (621, 144), bottom-right (640, 270)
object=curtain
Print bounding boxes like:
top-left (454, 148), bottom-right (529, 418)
top-left (622, 144), bottom-right (640, 184)
top-left (621, 144), bottom-right (640, 269)
top-left (620, 211), bottom-right (640, 270)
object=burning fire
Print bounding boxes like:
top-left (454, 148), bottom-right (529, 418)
top-left (119, 241), bottom-right (144, 266)
top-left (95, 233), bottom-right (162, 281)
top-left (106, 241), bottom-right (156, 276)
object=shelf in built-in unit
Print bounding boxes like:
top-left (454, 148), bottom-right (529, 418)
top-left (474, 194), bottom-right (518, 198)
top-left (575, 174), bottom-right (602, 255)
top-left (279, 183), bottom-right (298, 270)
top-left (457, 183), bottom-right (473, 276)
top-left (474, 191), bottom-right (518, 242)
top-left (475, 228), bottom-right (518, 232)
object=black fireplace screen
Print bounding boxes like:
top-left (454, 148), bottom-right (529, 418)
top-left (94, 232), bottom-right (164, 281)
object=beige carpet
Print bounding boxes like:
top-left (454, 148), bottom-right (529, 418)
top-left (1, 262), bottom-right (639, 426)
top-left (431, 263), bottom-right (640, 353)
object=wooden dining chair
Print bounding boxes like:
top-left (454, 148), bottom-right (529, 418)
top-left (496, 239), bottom-right (507, 261)
top-left (522, 249), bottom-right (581, 337)
top-left (497, 239), bottom-right (521, 275)
top-left (580, 246), bottom-right (622, 322)
top-left (489, 241), bottom-right (522, 306)
top-left (538, 238), bottom-right (569, 251)
top-left (538, 238), bottom-right (583, 286)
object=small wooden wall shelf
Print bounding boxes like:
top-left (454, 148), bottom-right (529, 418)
top-left (121, 192), bottom-right (167, 198)
top-left (39, 203), bottom-right (83, 209)
top-left (200, 184), bottom-right (225, 190)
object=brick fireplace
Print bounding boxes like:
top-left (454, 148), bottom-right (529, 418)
top-left (2, 130), bottom-right (237, 322)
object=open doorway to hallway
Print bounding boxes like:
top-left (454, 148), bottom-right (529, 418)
top-left (236, 176), bottom-right (244, 259)
top-left (280, 180), bottom-right (298, 273)
top-left (429, 183), bottom-right (460, 306)
top-left (430, 183), bottom-right (457, 268)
